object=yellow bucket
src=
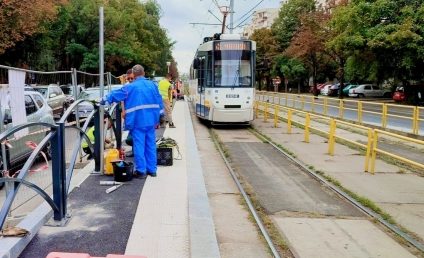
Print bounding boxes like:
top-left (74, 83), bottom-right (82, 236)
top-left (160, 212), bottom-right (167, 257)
top-left (104, 149), bottom-right (120, 175)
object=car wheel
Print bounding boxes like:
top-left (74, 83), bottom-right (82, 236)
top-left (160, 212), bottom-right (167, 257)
top-left (358, 94), bottom-right (365, 98)
top-left (383, 92), bottom-right (391, 98)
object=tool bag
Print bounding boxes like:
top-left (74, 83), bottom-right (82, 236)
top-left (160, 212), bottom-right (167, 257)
top-left (156, 137), bottom-right (182, 166)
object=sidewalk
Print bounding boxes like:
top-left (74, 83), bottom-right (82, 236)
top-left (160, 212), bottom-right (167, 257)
top-left (252, 113), bottom-right (424, 246)
top-left (2, 100), bottom-right (220, 258)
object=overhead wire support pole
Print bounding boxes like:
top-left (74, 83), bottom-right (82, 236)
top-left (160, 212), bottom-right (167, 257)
top-left (229, 0), bottom-right (234, 33)
top-left (96, 6), bottom-right (105, 175)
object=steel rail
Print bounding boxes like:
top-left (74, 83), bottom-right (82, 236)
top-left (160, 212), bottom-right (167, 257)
top-left (249, 129), bottom-right (424, 253)
top-left (209, 129), bottom-right (281, 258)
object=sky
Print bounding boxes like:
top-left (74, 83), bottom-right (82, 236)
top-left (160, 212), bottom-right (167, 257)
top-left (155, 0), bottom-right (281, 75)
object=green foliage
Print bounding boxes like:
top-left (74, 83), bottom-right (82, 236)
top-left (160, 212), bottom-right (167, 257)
top-left (279, 57), bottom-right (307, 81)
top-left (0, 0), bottom-right (175, 76)
top-left (271, 0), bottom-right (316, 50)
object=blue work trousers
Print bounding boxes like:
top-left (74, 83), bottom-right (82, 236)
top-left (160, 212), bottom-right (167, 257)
top-left (131, 126), bottom-right (156, 174)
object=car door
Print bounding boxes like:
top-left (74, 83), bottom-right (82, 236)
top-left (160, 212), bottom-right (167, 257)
top-left (49, 86), bottom-right (62, 116)
top-left (7, 95), bottom-right (40, 164)
top-left (363, 85), bottom-right (372, 97)
top-left (372, 86), bottom-right (382, 97)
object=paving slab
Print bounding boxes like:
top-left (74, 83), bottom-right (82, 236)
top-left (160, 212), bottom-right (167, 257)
top-left (125, 101), bottom-right (189, 258)
top-left (273, 217), bottom-right (416, 258)
top-left (191, 111), bottom-right (271, 258)
top-left (252, 116), bottom-right (424, 242)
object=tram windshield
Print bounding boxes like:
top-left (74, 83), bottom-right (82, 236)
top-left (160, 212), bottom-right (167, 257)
top-left (214, 50), bottom-right (252, 87)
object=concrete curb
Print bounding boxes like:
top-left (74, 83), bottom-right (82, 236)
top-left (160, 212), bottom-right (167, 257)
top-left (185, 103), bottom-right (221, 258)
top-left (0, 161), bottom-right (94, 258)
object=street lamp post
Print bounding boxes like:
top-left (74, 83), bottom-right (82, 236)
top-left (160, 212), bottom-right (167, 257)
top-left (166, 61), bottom-right (171, 74)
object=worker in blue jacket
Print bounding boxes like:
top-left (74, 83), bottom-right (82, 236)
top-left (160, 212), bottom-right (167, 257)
top-left (102, 64), bottom-right (164, 179)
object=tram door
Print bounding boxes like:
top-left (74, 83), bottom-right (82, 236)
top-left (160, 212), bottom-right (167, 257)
top-left (197, 55), bottom-right (207, 118)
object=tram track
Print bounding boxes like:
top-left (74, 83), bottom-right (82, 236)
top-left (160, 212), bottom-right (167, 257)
top-left (208, 125), bottom-right (423, 257)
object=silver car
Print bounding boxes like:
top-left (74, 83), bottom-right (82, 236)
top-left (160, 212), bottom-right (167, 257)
top-left (1, 91), bottom-right (55, 183)
top-left (32, 85), bottom-right (67, 118)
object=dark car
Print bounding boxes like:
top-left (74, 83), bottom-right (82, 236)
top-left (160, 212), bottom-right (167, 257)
top-left (60, 84), bottom-right (85, 105)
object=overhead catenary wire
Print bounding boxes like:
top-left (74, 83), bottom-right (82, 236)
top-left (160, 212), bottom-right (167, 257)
top-left (233, 0), bottom-right (266, 29)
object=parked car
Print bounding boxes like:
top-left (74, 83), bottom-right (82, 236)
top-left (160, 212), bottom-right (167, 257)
top-left (73, 85), bottom-right (123, 120)
top-left (343, 84), bottom-right (359, 96)
top-left (32, 85), bottom-right (67, 118)
top-left (393, 85), bottom-right (424, 105)
top-left (0, 91), bottom-right (55, 187)
top-left (60, 84), bottom-right (85, 105)
top-left (320, 84), bottom-right (332, 96)
top-left (328, 83), bottom-right (340, 96)
top-left (348, 84), bottom-right (392, 98)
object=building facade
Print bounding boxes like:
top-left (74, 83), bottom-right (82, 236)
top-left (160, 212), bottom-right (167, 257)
top-left (242, 8), bottom-right (279, 38)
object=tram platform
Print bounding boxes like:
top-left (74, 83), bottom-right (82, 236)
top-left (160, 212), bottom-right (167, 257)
top-left (4, 100), bottom-right (220, 258)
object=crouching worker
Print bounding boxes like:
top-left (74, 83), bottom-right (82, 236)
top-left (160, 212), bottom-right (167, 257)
top-left (82, 119), bottom-right (114, 160)
top-left (101, 64), bottom-right (163, 179)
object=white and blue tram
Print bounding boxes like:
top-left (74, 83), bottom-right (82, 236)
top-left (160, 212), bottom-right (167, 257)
top-left (189, 34), bottom-right (256, 124)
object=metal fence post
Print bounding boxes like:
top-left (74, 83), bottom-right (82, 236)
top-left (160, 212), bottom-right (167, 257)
top-left (94, 107), bottom-right (101, 173)
top-left (51, 122), bottom-right (67, 221)
top-left (304, 113), bottom-right (310, 143)
top-left (382, 104), bottom-right (388, 128)
top-left (264, 102), bottom-right (268, 122)
top-left (370, 130), bottom-right (378, 174)
top-left (274, 105), bottom-right (279, 128)
top-left (115, 104), bottom-right (122, 150)
top-left (301, 95), bottom-right (305, 110)
top-left (287, 109), bottom-right (292, 134)
top-left (339, 99), bottom-right (344, 118)
top-left (364, 128), bottom-right (373, 173)
top-left (358, 101), bottom-right (363, 123)
top-left (412, 107), bottom-right (419, 135)
top-left (324, 98), bottom-right (328, 115)
top-left (285, 93), bottom-right (288, 106)
top-left (328, 119), bottom-right (336, 155)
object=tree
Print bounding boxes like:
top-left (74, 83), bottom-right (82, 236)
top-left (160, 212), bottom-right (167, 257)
top-left (280, 57), bottom-right (307, 93)
top-left (250, 28), bottom-right (280, 90)
top-left (0, 0), bottom-right (66, 55)
top-left (271, 0), bottom-right (316, 50)
top-left (0, 0), bottom-right (175, 77)
top-left (285, 9), bottom-right (330, 95)
top-left (326, 1), bottom-right (365, 98)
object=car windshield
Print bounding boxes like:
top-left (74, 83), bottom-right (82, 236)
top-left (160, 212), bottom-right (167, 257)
top-left (61, 86), bottom-right (73, 95)
top-left (33, 87), bottom-right (48, 98)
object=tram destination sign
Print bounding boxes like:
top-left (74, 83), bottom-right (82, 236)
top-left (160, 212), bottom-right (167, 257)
top-left (215, 41), bottom-right (251, 51)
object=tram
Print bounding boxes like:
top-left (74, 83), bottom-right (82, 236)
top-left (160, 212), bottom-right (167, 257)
top-left (189, 33), bottom-right (256, 124)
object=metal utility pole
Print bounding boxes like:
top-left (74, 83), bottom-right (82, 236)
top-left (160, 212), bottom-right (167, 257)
top-left (96, 6), bottom-right (105, 174)
top-left (229, 0), bottom-right (234, 33)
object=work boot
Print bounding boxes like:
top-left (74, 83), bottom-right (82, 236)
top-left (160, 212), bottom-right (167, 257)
top-left (169, 122), bottom-right (176, 128)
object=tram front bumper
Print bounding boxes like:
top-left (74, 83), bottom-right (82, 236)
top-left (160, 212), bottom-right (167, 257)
top-left (212, 108), bottom-right (253, 123)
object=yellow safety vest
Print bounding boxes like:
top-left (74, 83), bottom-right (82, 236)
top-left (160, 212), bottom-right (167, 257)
top-left (158, 79), bottom-right (171, 100)
top-left (82, 126), bottom-right (95, 148)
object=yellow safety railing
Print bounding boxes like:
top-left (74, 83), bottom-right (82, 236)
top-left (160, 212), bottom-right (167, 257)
top-left (255, 99), bottom-right (423, 174)
top-left (256, 91), bottom-right (422, 136)
top-left (255, 100), bottom-right (373, 172)
top-left (370, 129), bottom-right (424, 174)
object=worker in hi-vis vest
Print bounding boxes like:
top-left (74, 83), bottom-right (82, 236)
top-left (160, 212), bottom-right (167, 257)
top-left (101, 64), bottom-right (163, 179)
top-left (81, 119), bottom-right (113, 159)
top-left (158, 73), bottom-right (175, 128)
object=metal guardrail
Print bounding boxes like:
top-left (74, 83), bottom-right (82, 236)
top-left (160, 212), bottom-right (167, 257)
top-left (0, 100), bottom-right (122, 228)
top-left (257, 91), bottom-right (423, 136)
top-left (255, 100), bottom-right (424, 174)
